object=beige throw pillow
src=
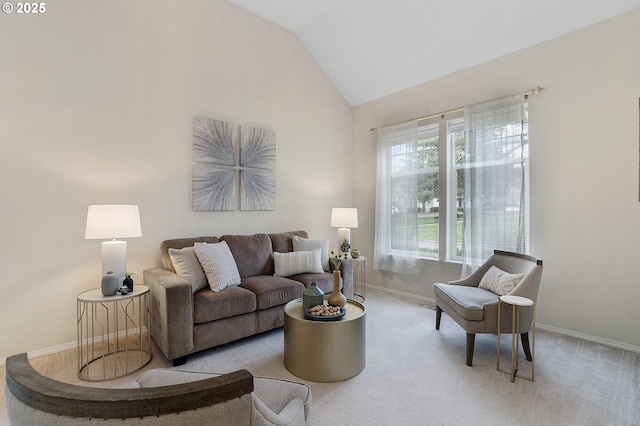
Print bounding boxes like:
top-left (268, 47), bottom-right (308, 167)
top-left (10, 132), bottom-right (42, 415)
top-left (292, 235), bottom-right (330, 271)
top-left (194, 241), bottom-right (241, 292)
top-left (168, 246), bottom-right (208, 294)
top-left (478, 265), bottom-right (525, 296)
top-left (273, 249), bottom-right (323, 277)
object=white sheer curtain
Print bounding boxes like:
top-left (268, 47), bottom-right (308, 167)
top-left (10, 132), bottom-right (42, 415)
top-left (374, 121), bottom-right (421, 274)
top-left (461, 95), bottom-right (529, 276)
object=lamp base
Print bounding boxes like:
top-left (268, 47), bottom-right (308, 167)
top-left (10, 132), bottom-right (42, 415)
top-left (338, 228), bottom-right (351, 253)
top-left (101, 239), bottom-right (127, 278)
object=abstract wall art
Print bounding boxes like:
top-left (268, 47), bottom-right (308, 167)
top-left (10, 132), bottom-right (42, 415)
top-left (239, 125), bottom-right (276, 210)
top-left (240, 125), bottom-right (276, 169)
top-left (193, 117), bottom-right (276, 211)
top-left (193, 117), bottom-right (237, 166)
top-left (192, 165), bottom-right (237, 211)
top-left (240, 169), bottom-right (276, 211)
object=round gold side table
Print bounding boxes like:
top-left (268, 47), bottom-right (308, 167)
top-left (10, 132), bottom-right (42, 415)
top-left (284, 298), bottom-right (366, 383)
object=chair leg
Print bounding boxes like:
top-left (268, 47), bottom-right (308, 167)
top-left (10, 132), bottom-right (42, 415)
top-left (435, 306), bottom-right (442, 330)
top-left (521, 332), bottom-right (532, 362)
top-left (466, 333), bottom-right (475, 366)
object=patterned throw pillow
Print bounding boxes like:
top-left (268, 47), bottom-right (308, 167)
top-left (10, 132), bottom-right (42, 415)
top-left (194, 241), bottom-right (241, 292)
top-left (478, 265), bottom-right (525, 296)
top-left (273, 249), bottom-right (323, 277)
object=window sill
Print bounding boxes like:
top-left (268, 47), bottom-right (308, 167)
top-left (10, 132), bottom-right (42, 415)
top-left (419, 257), bottom-right (462, 269)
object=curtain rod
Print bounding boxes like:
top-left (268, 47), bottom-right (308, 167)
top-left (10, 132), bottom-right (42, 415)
top-left (369, 86), bottom-right (544, 132)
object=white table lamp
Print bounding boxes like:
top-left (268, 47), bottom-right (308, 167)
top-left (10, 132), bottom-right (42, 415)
top-left (330, 208), bottom-right (358, 252)
top-left (85, 205), bottom-right (142, 278)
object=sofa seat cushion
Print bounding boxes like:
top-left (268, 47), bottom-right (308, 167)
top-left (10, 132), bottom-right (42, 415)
top-left (240, 276), bottom-right (304, 310)
top-left (193, 286), bottom-right (257, 324)
top-left (434, 283), bottom-right (498, 321)
top-left (221, 233), bottom-right (274, 278)
top-left (288, 272), bottom-right (336, 294)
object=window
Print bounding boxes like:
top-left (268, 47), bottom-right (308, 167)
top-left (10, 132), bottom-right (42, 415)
top-left (375, 96), bottom-right (529, 273)
top-left (414, 114), bottom-right (464, 261)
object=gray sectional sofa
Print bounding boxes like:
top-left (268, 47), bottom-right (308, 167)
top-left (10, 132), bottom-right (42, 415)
top-left (144, 230), bottom-right (339, 365)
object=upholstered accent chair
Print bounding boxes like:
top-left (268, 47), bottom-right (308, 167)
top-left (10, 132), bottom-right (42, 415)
top-left (434, 250), bottom-right (543, 366)
top-left (5, 353), bottom-right (312, 425)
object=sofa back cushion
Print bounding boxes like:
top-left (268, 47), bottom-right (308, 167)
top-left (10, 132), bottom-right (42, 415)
top-left (220, 233), bottom-right (274, 278)
top-left (160, 236), bottom-right (219, 272)
top-left (269, 231), bottom-right (308, 254)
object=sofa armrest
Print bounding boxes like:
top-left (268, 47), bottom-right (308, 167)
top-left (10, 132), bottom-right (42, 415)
top-left (144, 268), bottom-right (194, 361)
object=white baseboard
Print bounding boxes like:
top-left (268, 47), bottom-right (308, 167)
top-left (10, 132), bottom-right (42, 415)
top-left (366, 283), bottom-right (437, 306)
top-left (0, 327), bottom-right (149, 366)
top-left (366, 283), bottom-right (640, 354)
top-left (535, 323), bottom-right (640, 353)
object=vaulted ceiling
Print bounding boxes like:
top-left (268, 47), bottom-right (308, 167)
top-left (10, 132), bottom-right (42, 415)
top-left (228, 0), bottom-right (640, 106)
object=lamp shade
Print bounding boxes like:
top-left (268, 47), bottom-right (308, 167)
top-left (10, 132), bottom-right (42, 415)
top-left (330, 208), bottom-right (358, 229)
top-left (85, 205), bottom-right (142, 240)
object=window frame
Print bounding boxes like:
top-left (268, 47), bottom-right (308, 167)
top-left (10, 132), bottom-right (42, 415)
top-left (413, 112), bottom-right (464, 263)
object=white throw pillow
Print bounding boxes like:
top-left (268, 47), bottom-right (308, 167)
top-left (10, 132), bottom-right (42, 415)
top-left (273, 249), bottom-right (323, 277)
top-left (292, 235), bottom-right (330, 271)
top-left (194, 241), bottom-right (241, 292)
top-left (168, 246), bottom-right (208, 294)
top-left (478, 265), bottom-right (525, 296)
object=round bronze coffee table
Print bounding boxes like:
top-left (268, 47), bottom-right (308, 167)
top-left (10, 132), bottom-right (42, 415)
top-left (284, 298), bottom-right (366, 383)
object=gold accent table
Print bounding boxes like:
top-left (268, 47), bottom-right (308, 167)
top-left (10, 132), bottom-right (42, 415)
top-left (497, 295), bottom-right (536, 382)
top-left (284, 298), bottom-right (366, 383)
top-left (77, 285), bottom-right (151, 381)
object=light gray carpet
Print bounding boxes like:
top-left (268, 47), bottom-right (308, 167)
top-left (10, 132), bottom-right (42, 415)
top-left (177, 289), bottom-right (639, 426)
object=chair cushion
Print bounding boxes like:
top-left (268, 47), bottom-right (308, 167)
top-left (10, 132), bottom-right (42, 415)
top-left (251, 394), bottom-right (305, 426)
top-left (434, 283), bottom-right (499, 321)
top-left (240, 276), bottom-right (304, 310)
top-left (193, 286), bottom-right (257, 324)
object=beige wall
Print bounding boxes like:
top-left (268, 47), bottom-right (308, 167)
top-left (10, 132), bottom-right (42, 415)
top-left (0, 0), bottom-right (352, 359)
top-left (353, 9), bottom-right (640, 350)
top-left (2, 2), bottom-right (639, 360)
